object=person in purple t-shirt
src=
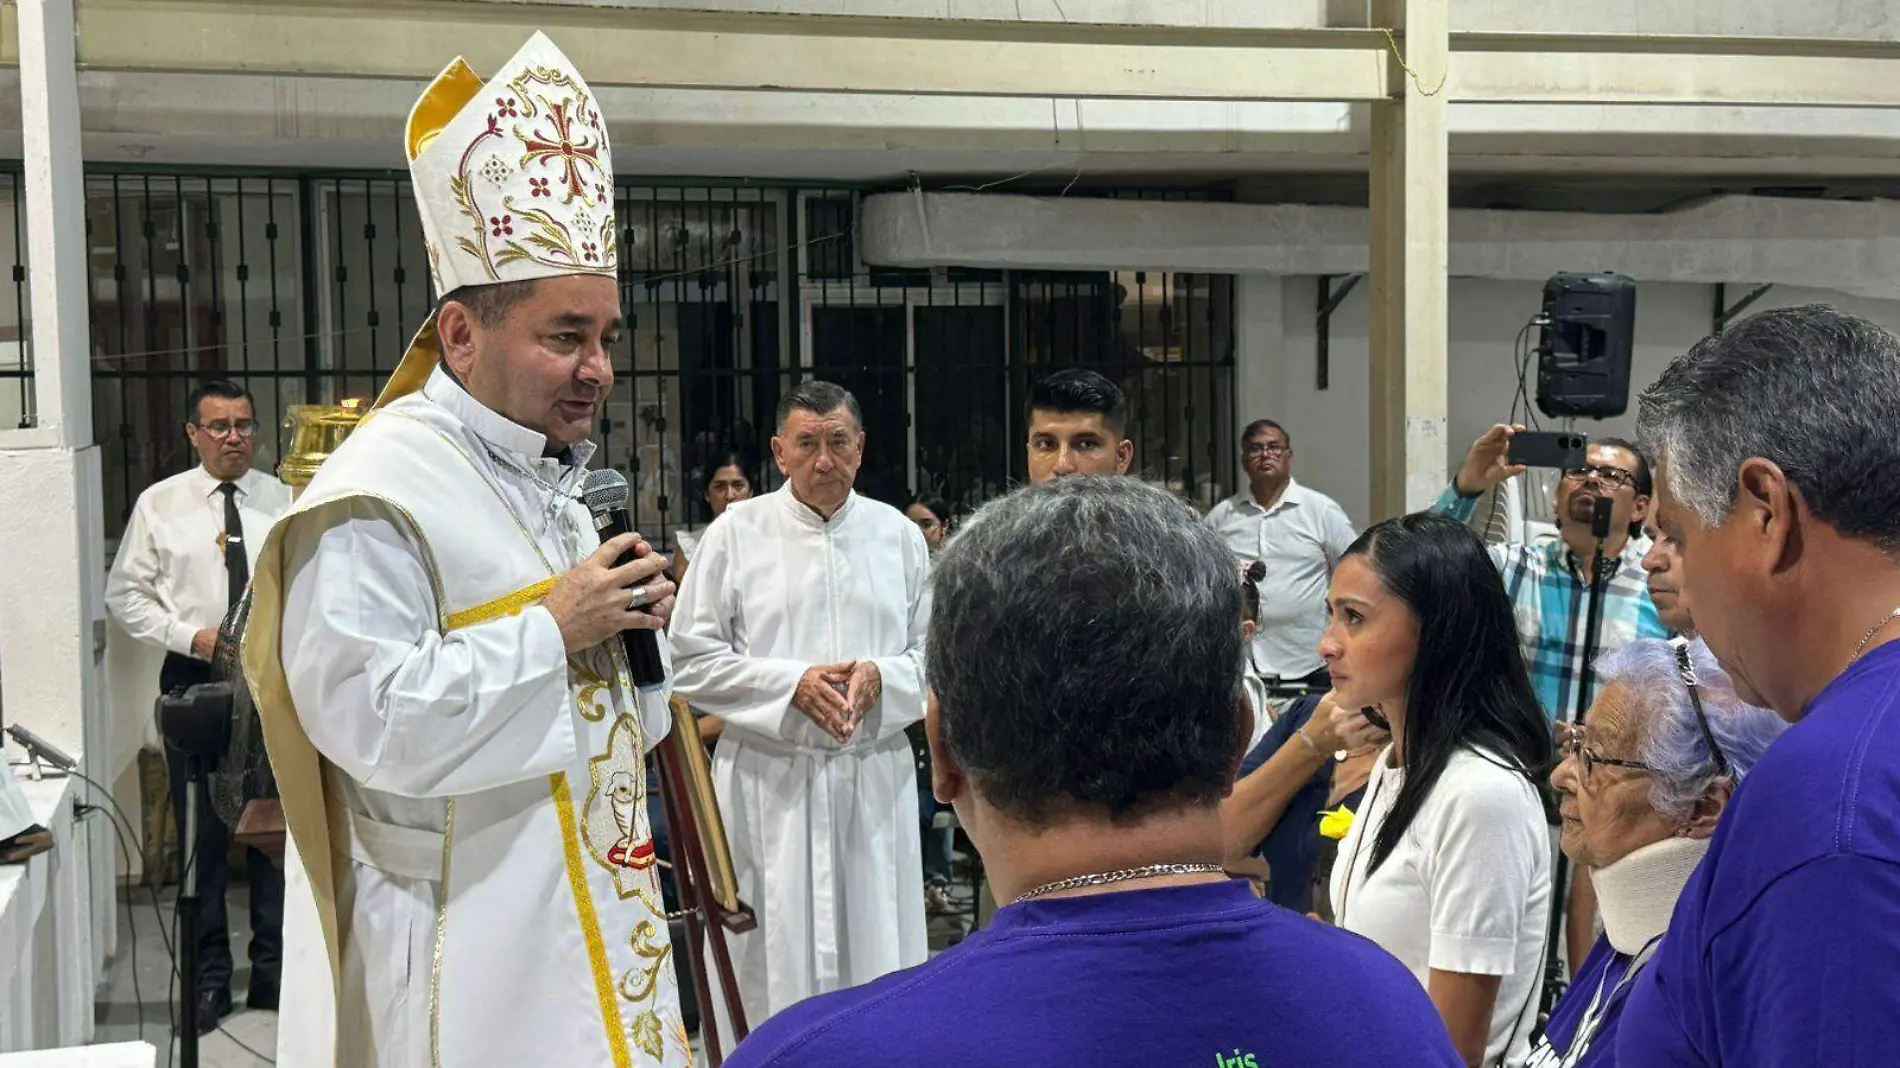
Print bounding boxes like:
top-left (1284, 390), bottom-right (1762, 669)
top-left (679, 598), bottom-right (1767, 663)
top-left (1619, 305), bottom-right (1900, 1066)
top-left (724, 476), bottom-right (1460, 1068)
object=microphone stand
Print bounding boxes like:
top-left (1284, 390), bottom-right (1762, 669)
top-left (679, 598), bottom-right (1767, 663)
top-left (157, 683), bottom-right (234, 1068)
top-left (1539, 497), bottom-right (1616, 1026)
top-left (177, 752), bottom-right (208, 1068)
top-left (1576, 496), bottom-right (1615, 728)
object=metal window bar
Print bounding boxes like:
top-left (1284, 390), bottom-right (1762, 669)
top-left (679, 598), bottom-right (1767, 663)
top-left (7, 167), bottom-right (1233, 539)
top-left (3, 168), bottom-right (30, 429)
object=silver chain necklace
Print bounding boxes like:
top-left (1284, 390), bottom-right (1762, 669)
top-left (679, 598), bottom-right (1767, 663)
top-left (1012, 862), bottom-right (1226, 904)
top-left (1848, 604), bottom-right (1900, 668)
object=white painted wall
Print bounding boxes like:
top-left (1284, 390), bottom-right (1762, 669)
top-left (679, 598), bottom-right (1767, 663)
top-left (1237, 276), bottom-right (1900, 528)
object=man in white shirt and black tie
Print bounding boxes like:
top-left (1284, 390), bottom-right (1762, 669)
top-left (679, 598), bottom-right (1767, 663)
top-left (106, 379), bottom-right (292, 1032)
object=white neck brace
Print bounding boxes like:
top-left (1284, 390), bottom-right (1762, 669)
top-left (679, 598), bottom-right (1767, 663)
top-left (1591, 835), bottom-right (1710, 955)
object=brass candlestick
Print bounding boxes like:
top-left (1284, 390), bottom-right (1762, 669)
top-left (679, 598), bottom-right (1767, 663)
top-left (279, 397), bottom-right (368, 497)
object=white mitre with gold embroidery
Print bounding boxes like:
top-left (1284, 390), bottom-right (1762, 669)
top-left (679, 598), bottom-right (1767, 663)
top-left (377, 30), bottom-right (617, 408)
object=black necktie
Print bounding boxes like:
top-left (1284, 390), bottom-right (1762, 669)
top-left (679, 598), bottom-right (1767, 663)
top-left (218, 482), bottom-right (247, 609)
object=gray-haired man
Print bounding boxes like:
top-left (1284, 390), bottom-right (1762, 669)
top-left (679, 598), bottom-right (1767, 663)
top-left (670, 380), bottom-right (931, 1039)
top-left (1618, 305), bottom-right (1900, 1065)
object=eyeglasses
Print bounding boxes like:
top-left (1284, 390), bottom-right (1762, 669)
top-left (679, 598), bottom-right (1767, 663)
top-left (1557, 645), bottom-right (1734, 787)
top-left (1243, 442), bottom-right (1289, 458)
top-left (1556, 722), bottom-right (1655, 786)
top-left (1676, 642), bottom-right (1733, 779)
top-left (195, 420), bottom-right (257, 440)
top-left (1563, 465), bottom-right (1638, 490)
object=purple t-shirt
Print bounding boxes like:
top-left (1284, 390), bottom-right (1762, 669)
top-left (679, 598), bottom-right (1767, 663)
top-left (1618, 641), bottom-right (1900, 1066)
top-left (1528, 937), bottom-right (1637, 1067)
top-left (724, 880), bottom-right (1461, 1068)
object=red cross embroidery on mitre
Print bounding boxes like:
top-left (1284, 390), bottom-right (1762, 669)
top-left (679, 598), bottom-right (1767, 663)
top-left (519, 99), bottom-right (603, 203)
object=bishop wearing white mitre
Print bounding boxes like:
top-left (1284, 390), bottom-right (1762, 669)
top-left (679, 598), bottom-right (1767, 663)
top-left (670, 380), bottom-right (931, 1037)
top-left (242, 32), bottom-right (689, 1068)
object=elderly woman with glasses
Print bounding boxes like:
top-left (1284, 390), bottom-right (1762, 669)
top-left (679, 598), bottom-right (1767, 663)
top-left (1529, 638), bottom-right (1784, 1067)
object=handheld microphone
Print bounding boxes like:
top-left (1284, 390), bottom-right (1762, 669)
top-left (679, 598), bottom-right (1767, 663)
top-left (580, 469), bottom-right (668, 688)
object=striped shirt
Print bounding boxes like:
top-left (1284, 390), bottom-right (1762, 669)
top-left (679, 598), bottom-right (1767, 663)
top-left (1435, 484), bottom-right (1668, 721)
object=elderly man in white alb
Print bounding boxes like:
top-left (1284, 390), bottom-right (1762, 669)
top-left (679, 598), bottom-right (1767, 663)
top-left (670, 380), bottom-right (931, 1037)
top-left (242, 33), bottom-right (688, 1068)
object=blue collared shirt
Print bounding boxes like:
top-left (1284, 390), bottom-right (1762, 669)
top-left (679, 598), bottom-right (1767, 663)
top-left (1434, 484), bottom-right (1667, 721)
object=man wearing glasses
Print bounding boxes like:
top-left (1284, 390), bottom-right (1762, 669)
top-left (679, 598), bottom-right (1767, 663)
top-left (1617, 307), bottom-right (1900, 1066)
top-left (1438, 424), bottom-right (1670, 977)
top-left (106, 378), bottom-right (291, 1030)
top-left (1205, 419), bottom-right (1357, 695)
top-left (1437, 424), bottom-right (1670, 723)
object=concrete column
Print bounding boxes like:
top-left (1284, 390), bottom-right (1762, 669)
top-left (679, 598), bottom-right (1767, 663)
top-left (4, 0), bottom-right (103, 755)
top-left (1, 0), bottom-right (111, 1010)
top-left (1234, 275), bottom-right (1286, 445)
top-left (13, 0), bottom-right (91, 445)
top-left (1368, 0), bottom-right (1449, 519)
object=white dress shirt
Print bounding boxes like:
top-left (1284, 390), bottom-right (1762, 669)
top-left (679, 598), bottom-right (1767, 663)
top-left (1205, 478), bottom-right (1357, 679)
top-left (106, 465), bottom-right (293, 656)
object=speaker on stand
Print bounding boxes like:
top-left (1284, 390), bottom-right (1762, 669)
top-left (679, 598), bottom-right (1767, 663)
top-left (1536, 272), bottom-right (1638, 421)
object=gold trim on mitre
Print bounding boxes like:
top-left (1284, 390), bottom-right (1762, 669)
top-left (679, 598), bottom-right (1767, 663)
top-left (408, 59), bottom-right (484, 164)
top-left (380, 31), bottom-right (618, 410)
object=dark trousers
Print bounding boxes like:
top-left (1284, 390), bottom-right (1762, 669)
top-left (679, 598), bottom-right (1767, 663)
top-left (161, 653), bottom-right (284, 998)
top-left (919, 786), bottom-right (951, 883)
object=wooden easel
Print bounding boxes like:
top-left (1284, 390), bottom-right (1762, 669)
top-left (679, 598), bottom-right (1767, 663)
top-left (654, 709), bottom-right (754, 1064)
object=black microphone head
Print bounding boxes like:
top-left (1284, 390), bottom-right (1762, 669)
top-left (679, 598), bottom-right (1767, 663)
top-left (581, 468), bottom-right (631, 518)
top-left (1591, 496), bottom-right (1614, 540)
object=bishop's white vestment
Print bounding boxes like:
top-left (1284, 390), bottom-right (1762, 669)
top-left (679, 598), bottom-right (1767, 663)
top-left (244, 368), bottom-right (688, 1067)
top-left (670, 484), bottom-right (930, 1035)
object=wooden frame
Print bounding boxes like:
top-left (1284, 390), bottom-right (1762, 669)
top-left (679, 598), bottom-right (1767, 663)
top-left (666, 697), bottom-right (743, 917)
top-left (654, 698), bottom-right (753, 1064)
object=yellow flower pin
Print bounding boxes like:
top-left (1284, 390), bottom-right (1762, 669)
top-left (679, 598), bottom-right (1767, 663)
top-left (1318, 806), bottom-right (1355, 841)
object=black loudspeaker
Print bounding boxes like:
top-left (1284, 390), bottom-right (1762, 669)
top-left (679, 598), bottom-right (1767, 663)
top-left (1536, 272), bottom-right (1637, 419)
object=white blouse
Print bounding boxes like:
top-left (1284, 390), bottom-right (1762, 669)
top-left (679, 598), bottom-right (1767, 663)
top-left (1330, 745), bottom-right (1553, 1067)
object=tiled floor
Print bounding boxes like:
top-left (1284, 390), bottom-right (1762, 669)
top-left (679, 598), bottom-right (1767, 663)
top-left (95, 883), bottom-right (277, 1067)
top-left (94, 859), bottom-right (983, 1066)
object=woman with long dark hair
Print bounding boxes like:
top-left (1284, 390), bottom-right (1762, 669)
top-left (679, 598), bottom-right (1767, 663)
top-left (1324, 511), bottom-right (1556, 1068)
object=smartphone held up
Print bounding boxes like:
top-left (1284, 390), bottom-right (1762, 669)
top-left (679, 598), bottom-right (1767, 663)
top-left (1507, 430), bottom-right (1588, 471)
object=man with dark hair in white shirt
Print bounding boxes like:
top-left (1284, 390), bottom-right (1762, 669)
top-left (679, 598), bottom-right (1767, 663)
top-left (105, 377), bottom-right (292, 1031)
top-left (1205, 418), bottom-right (1357, 692)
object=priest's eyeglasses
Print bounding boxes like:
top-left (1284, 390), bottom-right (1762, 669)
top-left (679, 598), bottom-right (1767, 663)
top-left (195, 420), bottom-right (258, 440)
top-left (1243, 442), bottom-right (1289, 458)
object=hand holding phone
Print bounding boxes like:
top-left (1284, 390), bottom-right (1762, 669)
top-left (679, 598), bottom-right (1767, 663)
top-left (1455, 424), bottom-right (1530, 497)
top-left (1508, 430), bottom-right (1589, 471)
